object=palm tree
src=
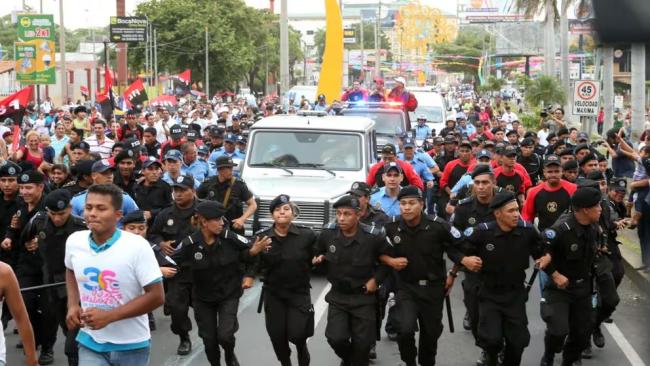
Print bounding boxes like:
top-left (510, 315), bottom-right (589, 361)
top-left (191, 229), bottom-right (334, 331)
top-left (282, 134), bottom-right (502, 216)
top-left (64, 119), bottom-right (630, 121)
top-left (524, 75), bottom-right (566, 109)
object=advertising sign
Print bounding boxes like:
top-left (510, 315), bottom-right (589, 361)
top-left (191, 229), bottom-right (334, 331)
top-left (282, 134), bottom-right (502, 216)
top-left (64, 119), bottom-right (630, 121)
top-left (110, 16), bottom-right (148, 43)
top-left (15, 14), bottom-right (56, 84)
top-left (343, 28), bottom-right (356, 44)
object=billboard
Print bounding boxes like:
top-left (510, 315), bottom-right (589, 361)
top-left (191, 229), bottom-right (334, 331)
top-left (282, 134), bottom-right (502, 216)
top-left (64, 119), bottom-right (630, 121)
top-left (109, 16), bottom-right (148, 43)
top-left (493, 22), bottom-right (545, 57)
top-left (15, 14), bottom-right (56, 85)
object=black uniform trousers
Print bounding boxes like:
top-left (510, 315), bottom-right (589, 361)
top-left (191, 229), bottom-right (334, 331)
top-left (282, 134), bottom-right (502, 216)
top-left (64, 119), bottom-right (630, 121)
top-left (394, 281), bottom-right (445, 366)
top-left (541, 284), bottom-right (593, 365)
top-left (40, 291), bottom-right (79, 364)
top-left (18, 275), bottom-right (45, 347)
top-left (325, 291), bottom-right (376, 366)
top-left (165, 272), bottom-right (193, 337)
top-left (193, 297), bottom-right (239, 366)
top-left (462, 271), bottom-right (481, 340)
top-left (264, 289), bottom-right (314, 366)
top-left (477, 287), bottom-right (530, 366)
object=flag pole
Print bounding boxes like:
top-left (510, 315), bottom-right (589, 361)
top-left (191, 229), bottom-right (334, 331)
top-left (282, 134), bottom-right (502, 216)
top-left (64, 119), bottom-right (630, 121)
top-left (103, 40), bottom-right (115, 118)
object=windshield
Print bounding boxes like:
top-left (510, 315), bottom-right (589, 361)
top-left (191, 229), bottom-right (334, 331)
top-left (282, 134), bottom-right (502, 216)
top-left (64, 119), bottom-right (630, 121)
top-left (410, 107), bottom-right (443, 123)
top-left (249, 131), bottom-right (362, 171)
top-left (342, 111), bottom-right (405, 135)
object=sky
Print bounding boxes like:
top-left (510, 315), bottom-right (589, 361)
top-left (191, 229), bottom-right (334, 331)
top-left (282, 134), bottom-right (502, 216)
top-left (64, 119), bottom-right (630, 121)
top-left (0, 0), bottom-right (460, 30)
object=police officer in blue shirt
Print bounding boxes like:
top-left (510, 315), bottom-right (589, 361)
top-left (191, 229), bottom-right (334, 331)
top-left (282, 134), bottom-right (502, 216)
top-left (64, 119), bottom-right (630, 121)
top-left (414, 115), bottom-right (432, 140)
top-left (401, 138), bottom-right (434, 190)
top-left (208, 133), bottom-right (245, 168)
top-left (180, 142), bottom-right (209, 188)
top-left (370, 162), bottom-right (403, 217)
top-left (162, 150), bottom-right (184, 186)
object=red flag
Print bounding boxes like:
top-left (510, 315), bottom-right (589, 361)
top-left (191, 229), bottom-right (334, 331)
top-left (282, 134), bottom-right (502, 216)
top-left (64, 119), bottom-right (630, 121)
top-left (175, 69), bottom-right (191, 85)
top-left (0, 86), bottom-right (33, 117)
top-left (149, 95), bottom-right (178, 108)
top-left (123, 78), bottom-right (148, 108)
top-left (80, 85), bottom-right (89, 97)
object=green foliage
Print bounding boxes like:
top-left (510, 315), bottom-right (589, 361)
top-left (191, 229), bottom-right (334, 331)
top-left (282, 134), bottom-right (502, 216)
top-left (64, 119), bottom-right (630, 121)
top-left (520, 111), bottom-right (542, 130)
top-left (431, 27), bottom-right (489, 81)
top-left (514, 74), bottom-right (532, 90)
top-left (131, 0), bottom-right (303, 93)
top-left (524, 75), bottom-right (566, 109)
top-left (479, 76), bottom-right (505, 93)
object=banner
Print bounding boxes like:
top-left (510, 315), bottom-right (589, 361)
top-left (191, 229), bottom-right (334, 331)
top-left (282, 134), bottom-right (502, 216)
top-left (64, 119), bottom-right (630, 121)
top-left (149, 95), bottom-right (178, 108)
top-left (124, 78), bottom-right (148, 108)
top-left (15, 14), bottom-right (56, 84)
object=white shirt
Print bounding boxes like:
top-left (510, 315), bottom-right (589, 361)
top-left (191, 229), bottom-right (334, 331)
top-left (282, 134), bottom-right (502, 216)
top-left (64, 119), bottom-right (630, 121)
top-left (501, 111), bottom-right (518, 124)
top-left (84, 135), bottom-right (115, 159)
top-left (64, 230), bottom-right (162, 347)
top-left (537, 129), bottom-right (550, 147)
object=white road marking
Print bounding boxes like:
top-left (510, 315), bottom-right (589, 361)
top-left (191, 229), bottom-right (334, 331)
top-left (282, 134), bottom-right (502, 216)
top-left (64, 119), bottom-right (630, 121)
top-left (603, 322), bottom-right (647, 366)
top-left (165, 283), bottom-right (262, 366)
top-left (308, 283), bottom-right (331, 343)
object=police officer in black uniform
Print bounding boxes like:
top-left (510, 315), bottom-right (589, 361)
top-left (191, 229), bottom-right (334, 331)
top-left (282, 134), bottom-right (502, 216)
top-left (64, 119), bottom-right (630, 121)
top-left (605, 177), bottom-right (628, 287)
top-left (23, 189), bottom-right (86, 366)
top-left (381, 186), bottom-right (463, 366)
top-left (113, 149), bottom-right (138, 198)
top-left (178, 200), bottom-right (270, 366)
top-left (197, 156), bottom-right (257, 235)
top-left (61, 160), bottom-right (94, 197)
top-left (539, 186), bottom-right (603, 366)
top-left (517, 138), bottom-right (542, 185)
top-left (450, 164), bottom-right (498, 365)
top-left (313, 195), bottom-right (392, 366)
top-left (0, 163), bottom-right (21, 267)
top-left (133, 157), bottom-right (172, 226)
top-left (255, 195), bottom-right (316, 366)
top-left (461, 192), bottom-right (551, 366)
top-left (148, 175), bottom-right (197, 355)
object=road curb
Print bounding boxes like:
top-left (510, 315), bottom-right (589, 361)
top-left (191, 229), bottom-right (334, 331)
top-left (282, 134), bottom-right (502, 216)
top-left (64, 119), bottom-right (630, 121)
top-left (621, 254), bottom-right (650, 295)
top-left (617, 229), bottom-right (650, 294)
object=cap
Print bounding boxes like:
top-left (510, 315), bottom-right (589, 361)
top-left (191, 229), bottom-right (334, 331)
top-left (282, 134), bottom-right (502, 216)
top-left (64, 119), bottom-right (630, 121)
top-left (195, 200), bottom-right (227, 219)
top-left (115, 149), bottom-right (136, 164)
top-left (523, 131), bottom-right (537, 140)
top-left (44, 189), bottom-right (71, 212)
top-left (403, 138), bottom-right (415, 148)
top-left (586, 171), bottom-right (606, 181)
top-left (142, 156), bottom-right (162, 169)
top-left (520, 138), bottom-right (534, 147)
top-left (476, 149), bottom-right (492, 160)
top-left (332, 195), bottom-right (360, 210)
top-left (579, 153), bottom-right (598, 166)
top-left (544, 154), bottom-right (562, 167)
top-left (459, 140), bottom-right (472, 149)
top-left (208, 126), bottom-right (224, 138)
top-left (124, 138), bottom-right (141, 150)
top-left (236, 135), bottom-right (247, 145)
top-left (502, 145), bottom-right (518, 157)
top-left (347, 181), bottom-right (372, 197)
top-left (171, 175), bottom-right (195, 190)
top-left (215, 156), bottom-right (238, 169)
top-left (483, 140), bottom-right (495, 147)
top-left (164, 150), bottom-right (183, 162)
top-left (562, 160), bottom-right (578, 170)
top-left (576, 178), bottom-right (600, 189)
top-left (18, 170), bottom-right (44, 184)
top-left (471, 164), bottom-right (493, 179)
top-left (73, 141), bottom-right (90, 152)
top-left (381, 144), bottom-right (397, 155)
top-left (318, 94), bottom-right (326, 101)
top-left (571, 187), bottom-right (602, 208)
top-left (394, 77), bottom-right (406, 85)
top-left (224, 133), bottom-right (236, 143)
top-left (269, 194), bottom-right (291, 213)
top-left (489, 191), bottom-right (518, 210)
top-left (574, 143), bottom-right (591, 154)
top-left (197, 145), bottom-right (210, 156)
top-left (384, 161), bottom-right (403, 174)
top-left (170, 124), bottom-right (184, 138)
top-left (433, 136), bottom-right (444, 145)
top-left (609, 178), bottom-right (627, 191)
top-left (577, 132), bottom-right (589, 142)
top-left (91, 159), bottom-right (114, 173)
top-left (397, 186), bottom-right (423, 200)
top-left (74, 159), bottom-right (95, 177)
top-left (122, 210), bottom-right (147, 225)
top-left (186, 129), bottom-right (199, 141)
top-left (0, 162), bottom-right (21, 178)
top-left (444, 135), bottom-right (457, 144)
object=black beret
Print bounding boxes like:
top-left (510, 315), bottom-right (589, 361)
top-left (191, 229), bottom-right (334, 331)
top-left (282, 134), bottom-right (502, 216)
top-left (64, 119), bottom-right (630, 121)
top-left (123, 210), bottom-right (147, 225)
top-left (18, 170), bottom-right (44, 184)
top-left (44, 189), bottom-right (71, 212)
top-left (471, 164), bottom-right (493, 179)
top-left (489, 191), bottom-right (517, 210)
top-left (609, 178), bottom-right (627, 191)
top-left (397, 185), bottom-right (423, 200)
top-left (171, 175), bottom-right (195, 190)
top-left (269, 194), bottom-right (291, 213)
top-left (332, 195), bottom-right (360, 210)
top-left (544, 154), bottom-right (562, 167)
top-left (576, 178), bottom-right (599, 189)
top-left (381, 144), bottom-right (397, 155)
top-left (571, 187), bottom-right (602, 208)
top-left (574, 143), bottom-right (591, 154)
top-left (347, 181), bottom-right (372, 196)
top-left (115, 149), bottom-right (136, 163)
top-left (562, 160), bottom-right (578, 170)
top-left (0, 162), bottom-right (21, 178)
top-left (579, 153), bottom-right (598, 166)
top-left (195, 200), bottom-right (226, 219)
top-left (586, 171), bottom-right (605, 181)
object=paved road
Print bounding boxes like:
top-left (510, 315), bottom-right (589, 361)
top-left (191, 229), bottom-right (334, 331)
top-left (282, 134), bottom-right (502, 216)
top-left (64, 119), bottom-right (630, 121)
top-left (6, 269), bottom-right (650, 365)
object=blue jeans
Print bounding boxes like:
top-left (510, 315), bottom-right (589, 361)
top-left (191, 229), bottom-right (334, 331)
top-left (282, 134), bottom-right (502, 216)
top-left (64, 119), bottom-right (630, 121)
top-left (78, 345), bottom-right (150, 366)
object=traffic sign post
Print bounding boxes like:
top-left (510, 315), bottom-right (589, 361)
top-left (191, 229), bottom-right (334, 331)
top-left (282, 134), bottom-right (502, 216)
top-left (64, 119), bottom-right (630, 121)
top-left (572, 80), bottom-right (600, 116)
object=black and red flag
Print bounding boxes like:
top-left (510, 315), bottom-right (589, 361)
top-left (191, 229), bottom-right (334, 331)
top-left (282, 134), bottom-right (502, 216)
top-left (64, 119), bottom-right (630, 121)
top-left (97, 66), bottom-right (116, 120)
top-left (124, 78), bottom-right (148, 109)
top-left (0, 85), bottom-right (33, 119)
top-left (170, 69), bottom-right (191, 96)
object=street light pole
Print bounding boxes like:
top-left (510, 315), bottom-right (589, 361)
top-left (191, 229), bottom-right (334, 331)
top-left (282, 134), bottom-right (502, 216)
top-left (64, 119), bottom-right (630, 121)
top-left (280, 0), bottom-right (289, 99)
top-left (205, 26), bottom-right (209, 98)
top-left (59, 0), bottom-right (68, 104)
top-left (375, 0), bottom-right (381, 79)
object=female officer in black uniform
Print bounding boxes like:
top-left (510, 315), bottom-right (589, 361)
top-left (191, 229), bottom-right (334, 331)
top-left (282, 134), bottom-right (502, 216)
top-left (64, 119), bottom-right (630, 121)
top-left (255, 194), bottom-right (317, 366)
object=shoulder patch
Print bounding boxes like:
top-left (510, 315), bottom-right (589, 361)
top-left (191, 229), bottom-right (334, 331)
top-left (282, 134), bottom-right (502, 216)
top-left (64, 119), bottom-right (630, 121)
top-left (323, 222), bottom-right (337, 230)
top-left (463, 227), bottom-right (474, 237)
top-left (478, 222), bottom-right (493, 231)
top-left (458, 197), bottom-right (473, 205)
top-left (543, 229), bottom-right (556, 240)
top-left (254, 227), bottom-right (271, 236)
top-left (450, 226), bottom-right (462, 239)
top-left (235, 233), bottom-right (249, 244)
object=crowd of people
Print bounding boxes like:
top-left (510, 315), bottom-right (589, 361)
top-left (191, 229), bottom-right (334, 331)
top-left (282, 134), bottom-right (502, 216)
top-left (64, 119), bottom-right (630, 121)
top-left (0, 79), bottom-right (646, 366)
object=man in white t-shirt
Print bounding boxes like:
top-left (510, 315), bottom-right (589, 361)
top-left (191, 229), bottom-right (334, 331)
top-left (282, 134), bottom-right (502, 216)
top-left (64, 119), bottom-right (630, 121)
top-left (65, 183), bottom-right (164, 365)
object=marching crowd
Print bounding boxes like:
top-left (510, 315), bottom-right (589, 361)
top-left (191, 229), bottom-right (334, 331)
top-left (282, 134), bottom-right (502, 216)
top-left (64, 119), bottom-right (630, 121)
top-left (0, 80), bottom-right (645, 366)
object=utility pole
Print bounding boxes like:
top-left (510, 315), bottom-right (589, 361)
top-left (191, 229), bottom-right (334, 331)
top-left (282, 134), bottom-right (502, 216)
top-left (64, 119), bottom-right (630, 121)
top-left (303, 41), bottom-right (307, 85)
top-left (280, 0), bottom-right (289, 99)
top-left (543, 0), bottom-right (555, 77)
top-left (360, 20), bottom-right (364, 84)
top-left (375, 0), bottom-right (381, 79)
top-left (59, 0), bottom-right (67, 104)
top-left (145, 18), bottom-right (149, 86)
top-left (153, 28), bottom-right (157, 88)
top-left (631, 43), bottom-right (646, 140)
top-left (602, 45), bottom-right (614, 133)
top-left (560, 7), bottom-right (571, 122)
top-left (205, 26), bottom-right (209, 98)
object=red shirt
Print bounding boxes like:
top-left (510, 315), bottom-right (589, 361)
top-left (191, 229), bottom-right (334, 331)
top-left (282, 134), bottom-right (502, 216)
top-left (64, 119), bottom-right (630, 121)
top-left (440, 158), bottom-right (476, 190)
top-left (366, 160), bottom-right (424, 190)
top-left (522, 180), bottom-right (577, 229)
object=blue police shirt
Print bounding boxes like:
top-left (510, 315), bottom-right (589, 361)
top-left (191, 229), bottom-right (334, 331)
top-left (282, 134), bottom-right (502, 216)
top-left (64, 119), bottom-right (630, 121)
top-left (370, 187), bottom-right (401, 216)
top-left (451, 174), bottom-right (473, 195)
top-left (404, 158), bottom-right (434, 184)
top-left (181, 159), bottom-right (210, 186)
top-left (415, 124), bottom-right (432, 140)
top-left (71, 191), bottom-right (139, 226)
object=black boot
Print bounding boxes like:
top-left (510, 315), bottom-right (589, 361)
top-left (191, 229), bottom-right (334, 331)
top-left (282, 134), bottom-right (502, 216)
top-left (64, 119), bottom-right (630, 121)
top-left (476, 350), bottom-right (488, 366)
top-left (225, 349), bottom-right (240, 366)
top-left (463, 311), bottom-right (472, 330)
top-left (540, 352), bottom-right (554, 366)
top-left (39, 347), bottom-right (54, 365)
top-left (67, 356), bottom-right (79, 366)
top-left (177, 335), bottom-right (192, 356)
top-left (368, 344), bottom-right (376, 360)
top-left (297, 343), bottom-right (310, 366)
top-left (593, 327), bottom-right (605, 348)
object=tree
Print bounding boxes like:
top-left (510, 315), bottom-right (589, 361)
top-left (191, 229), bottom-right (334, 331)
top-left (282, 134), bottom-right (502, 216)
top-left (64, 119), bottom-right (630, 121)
top-left (478, 76), bottom-right (506, 94)
top-left (430, 27), bottom-right (488, 82)
top-left (524, 75), bottom-right (566, 109)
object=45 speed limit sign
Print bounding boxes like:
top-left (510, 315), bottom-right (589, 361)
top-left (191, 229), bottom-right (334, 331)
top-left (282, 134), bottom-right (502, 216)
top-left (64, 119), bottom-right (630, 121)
top-left (572, 80), bottom-right (600, 116)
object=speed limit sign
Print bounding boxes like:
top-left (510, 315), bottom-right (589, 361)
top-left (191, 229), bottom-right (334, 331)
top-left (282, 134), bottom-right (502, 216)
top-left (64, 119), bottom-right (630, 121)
top-left (572, 80), bottom-right (600, 116)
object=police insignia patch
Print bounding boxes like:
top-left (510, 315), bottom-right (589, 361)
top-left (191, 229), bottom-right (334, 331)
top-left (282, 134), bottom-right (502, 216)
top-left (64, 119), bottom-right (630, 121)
top-left (194, 252), bottom-right (203, 260)
top-left (167, 219), bottom-right (174, 226)
top-left (209, 191), bottom-right (215, 198)
top-left (486, 243), bottom-right (495, 251)
top-left (570, 243), bottom-right (579, 252)
top-left (450, 227), bottom-right (461, 239)
top-left (7, 167), bottom-right (15, 175)
top-left (544, 229), bottom-right (556, 240)
top-left (619, 180), bottom-right (626, 187)
top-left (176, 177), bottom-right (184, 183)
top-left (352, 182), bottom-right (359, 189)
top-left (57, 200), bottom-right (65, 210)
top-left (20, 174), bottom-right (29, 183)
top-left (329, 245), bottom-right (336, 253)
top-left (236, 234), bottom-right (248, 243)
top-left (393, 236), bottom-right (401, 244)
top-left (280, 195), bottom-right (288, 203)
top-left (38, 231), bottom-right (46, 240)
top-left (547, 201), bottom-right (558, 213)
top-left (464, 227), bottom-right (474, 237)
top-left (468, 217), bottom-right (476, 225)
